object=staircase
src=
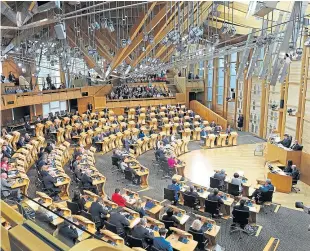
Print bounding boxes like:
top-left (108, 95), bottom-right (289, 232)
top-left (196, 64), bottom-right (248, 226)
top-left (166, 70), bottom-right (179, 95)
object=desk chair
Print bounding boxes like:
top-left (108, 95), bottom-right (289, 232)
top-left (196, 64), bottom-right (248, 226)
top-left (126, 235), bottom-right (144, 248)
top-left (81, 210), bottom-right (93, 221)
top-left (259, 190), bottom-right (274, 214)
top-left (183, 193), bottom-right (198, 213)
top-left (205, 200), bottom-right (221, 218)
top-left (160, 219), bottom-right (174, 236)
top-left (111, 156), bottom-right (120, 169)
top-left (210, 177), bottom-right (220, 190)
top-left (66, 201), bottom-right (80, 215)
top-left (104, 221), bottom-right (118, 235)
top-left (161, 161), bottom-right (174, 179)
top-left (230, 209), bottom-right (250, 239)
top-left (292, 172), bottom-right (301, 193)
top-left (164, 188), bottom-right (176, 203)
top-left (188, 229), bottom-right (209, 250)
top-left (124, 169), bottom-right (134, 183)
top-left (228, 183), bottom-right (240, 197)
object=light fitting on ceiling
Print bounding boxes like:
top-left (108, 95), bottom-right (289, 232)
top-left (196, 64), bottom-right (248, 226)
top-left (107, 20), bottom-right (114, 32)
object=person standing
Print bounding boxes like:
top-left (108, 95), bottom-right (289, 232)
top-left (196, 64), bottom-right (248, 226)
top-left (237, 114), bottom-right (244, 131)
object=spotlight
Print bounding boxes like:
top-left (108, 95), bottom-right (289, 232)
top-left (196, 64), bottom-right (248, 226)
top-left (18, 62), bottom-right (22, 68)
top-left (22, 67), bottom-right (26, 73)
top-left (143, 33), bottom-right (148, 42)
top-left (108, 20), bottom-right (114, 32)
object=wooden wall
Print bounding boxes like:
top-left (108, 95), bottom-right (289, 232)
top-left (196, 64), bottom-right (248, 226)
top-left (0, 109), bottom-right (13, 125)
top-left (1, 58), bottom-right (21, 79)
top-left (190, 100), bottom-right (227, 129)
top-left (300, 152), bottom-right (310, 185)
top-left (77, 96), bottom-right (94, 114)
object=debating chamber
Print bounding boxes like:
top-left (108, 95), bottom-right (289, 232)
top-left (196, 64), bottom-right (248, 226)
top-left (1, 1), bottom-right (310, 251)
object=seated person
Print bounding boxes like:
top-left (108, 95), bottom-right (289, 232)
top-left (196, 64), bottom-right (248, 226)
top-left (112, 149), bottom-right (122, 161)
top-left (131, 218), bottom-right (154, 248)
top-left (80, 170), bottom-right (97, 194)
top-left (17, 137), bottom-right (26, 149)
top-left (207, 188), bottom-right (224, 216)
top-left (108, 207), bottom-right (130, 237)
top-left (138, 130), bottom-right (145, 139)
top-left (167, 179), bottom-right (180, 204)
top-left (213, 169), bottom-right (226, 188)
top-left (162, 208), bottom-right (180, 226)
top-left (231, 173), bottom-right (243, 193)
top-left (232, 199), bottom-right (250, 228)
top-left (183, 186), bottom-right (199, 208)
top-left (278, 134), bottom-right (292, 148)
top-left (226, 125), bottom-right (232, 134)
top-left (89, 197), bottom-right (108, 229)
top-left (170, 133), bottom-right (177, 142)
top-left (214, 125), bottom-right (222, 134)
top-left (189, 219), bottom-right (203, 233)
top-left (42, 168), bottom-right (61, 198)
top-left (289, 165), bottom-right (300, 180)
top-left (2, 145), bottom-right (11, 159)
top-left (132, 199), bottom-right (146, 218)
top-left (71, 191), bottom-right (86, 211)
top-left (250, 179), bottom-right (274, 203)
top-left (155, 146), bottom-right (166, 161)
top-left (44, 142), bottom-right (53, 154)
top-left (209, 121), bottom-right (216, 127)
top-left (290, 140), bottom-right (303, 151)
top-left (0, 173), bottom-right (22, 201)
top-left (24, 133), bottom-right (31, 143)
top-left (111, 188), bottom-right (126, 207)
top-left (1, 157), bottom-right (11, 172)
top-left (162, 135), bottom-right (170, 146)
top-left (284, 160), bottom-right (293, 173)
top-left (58, 218), bottom-right (79, 244)
top-left (153, 228), bottom-right (173, 251)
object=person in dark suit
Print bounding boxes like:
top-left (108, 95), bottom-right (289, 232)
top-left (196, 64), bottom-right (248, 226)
top-left (41, 169), bottom-right (61, 196)
top-left (237, 114), bottom-right (244, 131)
top-left (162, 208), bottom-right (180, 226)
top-left (58, 219), bottom-right (79, 244)
top-left (131, 218), bottom-right (154, 248)
top-left (250, 179), bottom-right (274, 203)
top-left (278, 134), bottom-right (292, 148)
top-left (289, 165), bottom-right (300, 180)
top-left (162, 135), bottom-right (170, 146)
top-left (153, 228), bottom-right (173, 251)
top-left (155, 147), bottom-right (165, 161)
top-left (213, 169), bottom-right (226, 187)
top-left (167, 179), bottom-right (180, 203)
top-left (284, 160), bottom-right (293, 173)
top-left (80, 170), bottom-right (97, 194)
top-left (17, 137), bottom-right (26, 149)
top-left (87, 103), bottom-right (93, 112)
top-left (108, 208), bottom-right (130, 237)
top-left (71, 191), bottom-right (86, 211)
top-left (89, 197), bottom-right (108, 229)
top-left (290, 140), bottom-right (303, 151)
top-left (189, 219), bottom-right (203, 233)
top-left (207, 188), bottom-right (224, 216)
top-left (2, 145), bottom-right (11, 159)
top-left (232, 199), bottom-right (250, 228)
top-left (44, 142), bottom-right (53, 154)
top-left (8, 71), bottom-right (15, 82)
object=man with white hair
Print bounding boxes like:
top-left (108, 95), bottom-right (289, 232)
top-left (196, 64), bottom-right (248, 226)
top-left (131, 218), bottom-right (154, 248)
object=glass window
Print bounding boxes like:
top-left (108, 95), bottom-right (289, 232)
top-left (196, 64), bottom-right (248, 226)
top-left (199, 61), bottom-right (204, 78)
top-left (207, 63), bottom-right (213, 87)
top-left (219, 69), bottom-right (225, 78)
top-left (218, 77), bottom-right (224, 86)
top-left (231, 52), bottom-right (237, 62)
top-left (207, 89), bottom-right (212, 101)
top-left (219, 57), bottom-right (225, 67)
top-left (217, 95), bottom-right (223, 105)
top-left (230, 63), bottom-right (236, 75)
top-left (230, 75), bottom-right (236, 89)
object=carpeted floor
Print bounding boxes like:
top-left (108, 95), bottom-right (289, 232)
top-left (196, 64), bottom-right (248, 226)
top-left (26, 132), bottom-right (310, 251)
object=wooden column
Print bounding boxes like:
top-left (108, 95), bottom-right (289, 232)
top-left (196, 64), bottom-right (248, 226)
top-left (278, 79), bottom-right (289, 137)
top-left (212, 58), bottom-right (217, 110)
top-left (260, 81), bottom-right (270, 138)
top-left (234, 52), bottom-right (240, 128)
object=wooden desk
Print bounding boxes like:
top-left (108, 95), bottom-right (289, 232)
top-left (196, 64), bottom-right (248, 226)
top-left (51, 202), bottom-right (72, 226)
top-left (122, 188), bottom-right (140, 207)
top-left (142, 196), bottom-right (163, 220)
top-left (11, 175), bottom-right (30, 195)
top-left (72, 215), bottom-right (96, 241)
top-left (265, 142), bottom-right (301, 167)
top-left (166, 227), bottom-right (198, 251)
top-left (235, 200), bottom-right (261, 223)
top-left (165, 205), bottom-right (190, 230)
top-left (92, 174), bottom-right (106, 196)
top-left (144, 216), bottom-right (164, 237)
top-left (121, 207), bottom-right (140, 229)
top-left (54, 175), bottom-right (71, 201)
top-left (266, 161), bottom-right (291, 193)
top-left (217, 192), bottom-right (234, 216)
top-left (194, 214), bottom-right (220, 247)
top-left (100, 229), bottom-right (125, 247)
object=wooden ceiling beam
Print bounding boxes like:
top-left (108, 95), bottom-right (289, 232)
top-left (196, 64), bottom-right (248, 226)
top-left (111, 2), bottom-right (176, 71)
top-left (110, 2), bottom-right (157, 70)
top-left (162, 46), bottom-right (175, 62)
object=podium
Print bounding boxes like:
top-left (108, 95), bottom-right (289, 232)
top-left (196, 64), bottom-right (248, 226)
top-left (118, 115), bottom-right (124, 123)
top-left (123, 130), bottom-right (131, 139)
top-left (205, 134), bottom-right (216, 148)
top-left (120, 122), bottom-right (127, 131)
top-left (135, 139), bottom-right (143, 156)
top-left (173, 117), bottom-right (180, 123)
top-left (11, 131), bottom-right (20, 151)
top-left (65, 125), bottom-right (72, 139)
top-left (149, 134), bottom-right (158, 149)
top-left (265, 142), bottom-right (301, 167)
top-left (164, 123), bottom-right (172, 136)
top-left (94, 127), bottom-right (102, 137)
top-left (98, 118), bottom-right (106, 128)
top-left (218, 133), bottom-right (228, 147)
top-left (182, 128), bottom-right (191, 141)
top-left (86, 130), bottom-right (94, 145)
top-left (142, 137), bottom-right (150, 152)
top-left (79, 132), bottom-right (87, 146)
top-left (116, 132), bottom-right (123, 148)
top-left (193, 127), bottom-right (201, 141)
top-left (128, 121), bottom-right (136, 130)
top-left (172, 123), bottom-right (179, 135)
top-left (102, 137), bottom-right (110, 153)
top-left (138, 113), bottom-right (146, 124)
top-left (57, 128), bottom-right (65, 144)
top-left (35, 123), bottom-right (44, 137)
top-left (109, 134), bottom-right (116, 149)
top-left (181, 139), bottom-right (189, 153)
top-left (228, 132), bottom-right (238, 146)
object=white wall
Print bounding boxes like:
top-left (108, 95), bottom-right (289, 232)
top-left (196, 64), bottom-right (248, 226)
top-left (42, 100), bottom-right (67, 117)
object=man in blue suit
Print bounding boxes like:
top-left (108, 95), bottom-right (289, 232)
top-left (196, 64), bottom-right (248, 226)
top-left (153, 228), bottom-right (173, 251)
top-left (167, 179), bottom-right (180, 204)
top-left (200, 127), bottom-right (208, 145)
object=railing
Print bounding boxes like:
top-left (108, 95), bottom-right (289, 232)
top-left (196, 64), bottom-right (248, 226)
top-left (190, 100), bottom-right (227, 129)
